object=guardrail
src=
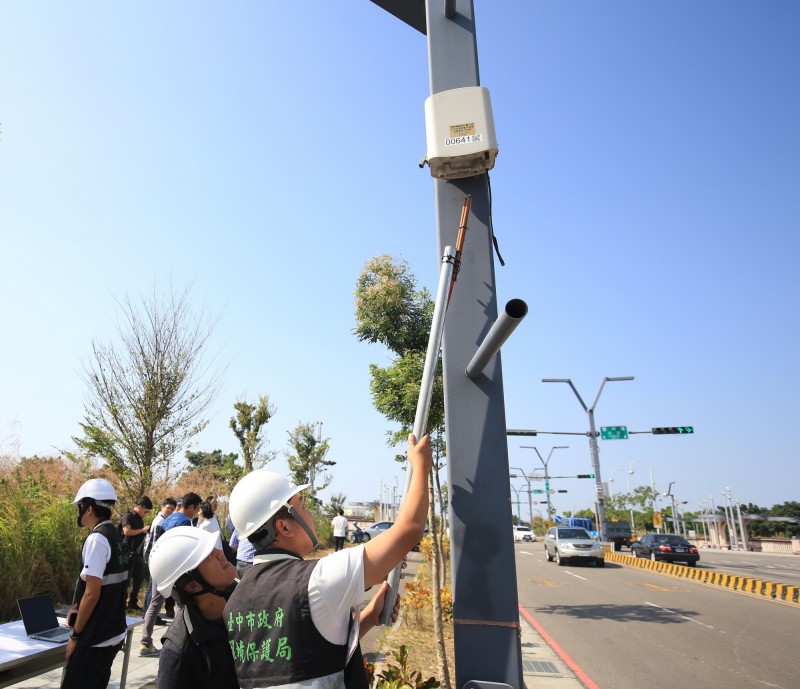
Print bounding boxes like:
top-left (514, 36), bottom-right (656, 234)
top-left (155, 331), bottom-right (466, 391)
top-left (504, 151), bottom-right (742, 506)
top-left (606, 551), bottom-right (800, 606)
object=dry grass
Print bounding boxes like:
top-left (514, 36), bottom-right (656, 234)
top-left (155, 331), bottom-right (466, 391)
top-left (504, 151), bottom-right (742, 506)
top-left (380, 614), bottom-right (455, 681)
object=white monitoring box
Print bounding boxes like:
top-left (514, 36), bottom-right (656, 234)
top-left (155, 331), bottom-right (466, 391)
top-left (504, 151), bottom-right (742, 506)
top-left (423, 86), bottom-right (498, 180)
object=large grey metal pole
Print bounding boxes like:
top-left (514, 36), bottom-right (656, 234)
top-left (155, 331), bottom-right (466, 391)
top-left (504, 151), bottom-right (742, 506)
top-left (370, 2), bottom-right (522, 683)
top-left (426, 2), bottom-right (523, 686)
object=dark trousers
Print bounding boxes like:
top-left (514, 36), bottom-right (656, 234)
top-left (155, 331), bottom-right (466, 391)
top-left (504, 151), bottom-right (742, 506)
top-left (61, 641), bottom-right (123, 689)
top-left (334, 536), bottom-right (345, 552)
top-left (127, 552), bottom-right (146, 606)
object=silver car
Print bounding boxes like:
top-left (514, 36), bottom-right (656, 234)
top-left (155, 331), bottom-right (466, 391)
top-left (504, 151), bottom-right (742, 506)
top-left (359, 520), bottom-right (393, 541)
top-left (544, 526), bottom-right (605, 567)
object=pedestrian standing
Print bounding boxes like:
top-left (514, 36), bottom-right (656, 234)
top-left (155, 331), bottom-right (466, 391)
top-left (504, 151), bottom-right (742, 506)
top-left (228, 526), bottom-right (255, 578)
top-left (63, 479), bottom-right (128, 689)
top-left (141, 497), bottom-right (177, 627)
top-left (198, 496), bottom-right (223, 549)
top-left (121, 496), bottom-right (152, 611)
top-left (331, 509), bottom-right (349, 552)
top-left (139, 492), bottom-right (202, 656)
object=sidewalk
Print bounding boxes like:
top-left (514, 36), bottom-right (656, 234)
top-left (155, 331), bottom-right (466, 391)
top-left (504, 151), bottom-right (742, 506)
top-left (519, 614), bottom-right (587, 689)
top-left (14, 613), bottom-right (587, 689)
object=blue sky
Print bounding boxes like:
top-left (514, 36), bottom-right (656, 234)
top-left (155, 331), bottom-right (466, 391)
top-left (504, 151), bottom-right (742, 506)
top-left (2, 1), bottom-right (798, 519)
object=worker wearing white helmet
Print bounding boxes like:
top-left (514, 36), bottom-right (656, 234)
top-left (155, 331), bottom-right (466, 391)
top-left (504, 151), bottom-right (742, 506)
top-left (62, 478), bottom-right (128, 689)
top-left (148, 526), bottom-right (239, 689)
top-left (224, 433), bottom-right (431, 689)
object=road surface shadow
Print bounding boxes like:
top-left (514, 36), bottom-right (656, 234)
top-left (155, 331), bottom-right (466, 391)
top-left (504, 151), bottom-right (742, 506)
top-left (533, 603), bottom-right (701, 624)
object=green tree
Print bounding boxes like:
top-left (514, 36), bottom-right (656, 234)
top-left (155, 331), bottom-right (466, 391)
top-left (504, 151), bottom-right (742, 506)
top-left (354, 254), bottom-right (451, 689)
top-left (230, 395), bottom-right (276, 473)
top-left (285, 422), bottom-right (335, 496)
top-left (354, 255), bottom-right (433, 354)
top-left (73, 286), bottom-right (221, 500)
top-left (327, 492), bottom-right (347, 515)
top-left (184, 448), bottom-right (241, 483)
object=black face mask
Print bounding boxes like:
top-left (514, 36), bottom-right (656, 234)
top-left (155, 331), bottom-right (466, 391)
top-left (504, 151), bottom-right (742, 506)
top-left (76, 500), bottom-right (91, 527)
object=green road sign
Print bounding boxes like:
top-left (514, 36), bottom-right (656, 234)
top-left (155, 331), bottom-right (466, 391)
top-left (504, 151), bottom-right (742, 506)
top-left (600, 425), bottom-right (628, 440)
top-left (532, 489), bottom-right (545, 494)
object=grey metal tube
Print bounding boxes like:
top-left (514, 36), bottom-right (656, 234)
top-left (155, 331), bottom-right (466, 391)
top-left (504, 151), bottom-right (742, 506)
top-left (465, 299), bottom-right (528, 379)
top-left (380, 246), bottom-right (455, 626)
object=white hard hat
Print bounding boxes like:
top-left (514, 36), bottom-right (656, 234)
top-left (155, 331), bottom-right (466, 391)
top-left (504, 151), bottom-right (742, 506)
top-left (72, 478), bottom-right (117, 506)
top-left (149, 526), bottom-right (218, 598)
top-left (229, 469), bottom-right (309, 539)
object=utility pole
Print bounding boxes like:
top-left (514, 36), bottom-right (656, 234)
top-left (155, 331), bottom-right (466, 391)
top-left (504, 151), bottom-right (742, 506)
top-left (520, 446), bottom-right (568, 523)
top-left (542, 377), bottom-right (634, 542)
top-left (510, 467), bottom-right (534, 528)
top-left (370, 2), bottom-right (524, 685)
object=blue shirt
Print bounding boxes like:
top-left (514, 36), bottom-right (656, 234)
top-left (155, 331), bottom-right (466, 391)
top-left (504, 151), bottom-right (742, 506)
top-left (229, 528), bottom-right (255, 563)
top-left (162, 511), bottom-right (192, 532)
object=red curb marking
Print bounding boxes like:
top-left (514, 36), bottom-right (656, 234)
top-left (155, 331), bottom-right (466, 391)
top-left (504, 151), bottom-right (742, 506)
top-left (518, 605), bottom-right (601, 689)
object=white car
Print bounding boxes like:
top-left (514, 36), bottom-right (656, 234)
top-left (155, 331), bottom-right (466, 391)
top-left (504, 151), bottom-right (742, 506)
top-left (544, 526), bottom-right (604, 566)
top-left (513, 525), bottom-right (535, 542)
top-left (359, 520), bottom-right (394, 541)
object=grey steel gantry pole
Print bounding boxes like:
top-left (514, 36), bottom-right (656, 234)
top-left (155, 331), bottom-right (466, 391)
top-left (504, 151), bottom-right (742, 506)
top-left (427, 3), bottom-right (523, 688)
top-left (370, 2), bottom-right (523, 687)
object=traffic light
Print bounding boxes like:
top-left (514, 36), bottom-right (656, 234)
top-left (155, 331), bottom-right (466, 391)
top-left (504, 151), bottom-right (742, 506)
top-left (577, 474), bottom-right (595, 479)
top-left (557, 489), bottom-right (568, 493)
top-left (652, 426), bottom-right (694, 435)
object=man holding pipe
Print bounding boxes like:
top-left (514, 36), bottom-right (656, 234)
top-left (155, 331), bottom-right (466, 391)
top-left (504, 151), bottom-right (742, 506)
top-left (224, 433), bottom-right (431, 689)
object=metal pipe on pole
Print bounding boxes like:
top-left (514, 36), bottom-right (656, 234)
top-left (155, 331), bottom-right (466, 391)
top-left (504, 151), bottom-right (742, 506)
top-left (379, 246), bottom-right (455, 626)
top-left (465, 299), bottom-right (528, 379)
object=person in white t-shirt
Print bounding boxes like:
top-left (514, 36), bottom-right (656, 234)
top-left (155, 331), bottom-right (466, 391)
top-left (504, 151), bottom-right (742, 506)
top-left (197, 497), bottom-right (223, 549)
top-left (224, 433), bottom-right (430, 689)
top-left (331, 509), bottom-right (349, 552)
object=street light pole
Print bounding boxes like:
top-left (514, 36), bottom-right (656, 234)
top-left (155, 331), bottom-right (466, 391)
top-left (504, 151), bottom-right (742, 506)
top-left (542, 376), bottom-right (634, 541)
top-left (722, 488), bottom-right (739, 550)
top-left (736, 499), bottom-right (748, 552)
top-left (663, 481), bottom-right (676, 534)
top-left (709, 493), bottom-right (720, 548)
top-left (510, 467), bottom-right (534, 527)
top-left (509, 485), bottom-right (523, 521)
top-left (520, 445), bottom-right (568, 523)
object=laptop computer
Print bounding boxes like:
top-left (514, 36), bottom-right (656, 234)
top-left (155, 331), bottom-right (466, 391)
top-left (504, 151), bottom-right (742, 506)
top-left (17, 594), bottom-right (73, 643)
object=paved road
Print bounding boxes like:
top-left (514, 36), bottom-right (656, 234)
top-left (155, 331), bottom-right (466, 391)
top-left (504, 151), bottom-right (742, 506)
top-left (695, 548), bottom-right (800, 586)
top-left (514, 544), bottom-right (798, 689)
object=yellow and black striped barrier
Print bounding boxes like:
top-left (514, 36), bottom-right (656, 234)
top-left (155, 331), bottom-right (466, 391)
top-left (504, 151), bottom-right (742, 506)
top-left (605, 551), bottom-right (800, 606)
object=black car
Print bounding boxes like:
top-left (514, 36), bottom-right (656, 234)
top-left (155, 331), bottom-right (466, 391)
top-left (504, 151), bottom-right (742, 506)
top-left (630, 534), bottom-right (700, 566)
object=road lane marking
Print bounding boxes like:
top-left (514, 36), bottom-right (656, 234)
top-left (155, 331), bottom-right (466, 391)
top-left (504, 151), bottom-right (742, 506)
top-left (564, 571), bottom-right (587, 581)
top-left (645, 601), bottom-right (714, 629)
